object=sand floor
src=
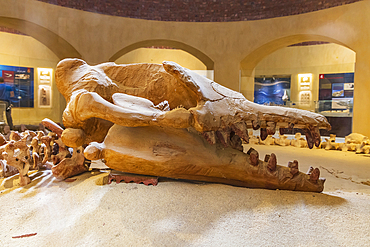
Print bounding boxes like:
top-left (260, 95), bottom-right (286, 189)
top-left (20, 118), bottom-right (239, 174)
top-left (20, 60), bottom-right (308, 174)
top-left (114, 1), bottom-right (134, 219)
top-left (1, 144), bottom-right (370, 247)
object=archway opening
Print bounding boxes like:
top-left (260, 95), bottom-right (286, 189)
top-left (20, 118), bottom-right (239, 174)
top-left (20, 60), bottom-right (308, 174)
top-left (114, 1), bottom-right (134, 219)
top-left (241, 38), bottom-right (356, 137)
top-left (0, 26), bottom-right (65, 127)
top-left (110, 40), bottom-right (214, 80)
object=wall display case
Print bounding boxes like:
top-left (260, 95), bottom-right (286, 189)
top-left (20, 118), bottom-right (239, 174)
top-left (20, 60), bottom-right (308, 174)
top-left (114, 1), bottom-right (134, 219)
top-left (0, 65), bottom-right (34, 107)
top-left (318, 72), bottom-right (354, 114)
top-left (318, 73), bottom-right (354, 137)
top-left (254, 76), bottom-right (291, 105)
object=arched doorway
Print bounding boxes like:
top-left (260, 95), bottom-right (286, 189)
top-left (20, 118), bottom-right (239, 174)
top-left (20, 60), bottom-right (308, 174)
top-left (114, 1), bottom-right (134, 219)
top-left (110, 39), bottom-right (214, 79)
top-left (240, 35), bottom-right (356, 137)
top-left (0, 24), bottom-right (69, 126)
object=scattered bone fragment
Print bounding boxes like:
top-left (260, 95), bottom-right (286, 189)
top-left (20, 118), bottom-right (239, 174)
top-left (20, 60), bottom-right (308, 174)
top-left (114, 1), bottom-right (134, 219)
top-left (345, 133), bottom-right (370, 146)
top-left (275, 134), bottom-right (290, 146)
top-left (51, 138), bottom-right (71, 165)
top-left (248, 131), bottom-right (260, 145)
top-left (9, 131), bottom-right (22, 141)
top-left (259, 135), bottom-right (275, 146)
top-left (42, 118), bottom-right (64, 138)
top-left (323, 134), bottom-right (340, 150)
top-left (291, 133), bottom-right (307, 148)
top-left (0, 159), bottom-right (18, 177)
top-left (3, 125), bottom-right (11, 141)
top-left (1, 140), bottom-right (31, 186)
top-left (52, 146), bottom-right (88, 180)
top-left (0, 133), bottom-right (7, 146)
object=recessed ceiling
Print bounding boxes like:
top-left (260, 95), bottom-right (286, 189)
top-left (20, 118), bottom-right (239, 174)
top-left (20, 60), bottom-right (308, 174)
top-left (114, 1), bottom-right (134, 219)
top-left (36, 0), bottom-right (361, 22)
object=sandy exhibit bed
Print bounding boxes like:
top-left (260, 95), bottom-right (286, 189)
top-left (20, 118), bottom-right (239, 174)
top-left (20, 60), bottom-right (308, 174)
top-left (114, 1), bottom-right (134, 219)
top-left (1, 143), bottom-right (370, 247)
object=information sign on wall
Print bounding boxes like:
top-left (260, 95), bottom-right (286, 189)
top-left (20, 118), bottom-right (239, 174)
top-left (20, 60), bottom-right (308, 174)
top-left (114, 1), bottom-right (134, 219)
top-left (37, 68), bottom-right (53, 108)
top-left (319, 72), bottom-right (354, 111)
top-left (298, 73), bottom-right (312, 91)
top-left (0, 65), bottom-right (34, 107)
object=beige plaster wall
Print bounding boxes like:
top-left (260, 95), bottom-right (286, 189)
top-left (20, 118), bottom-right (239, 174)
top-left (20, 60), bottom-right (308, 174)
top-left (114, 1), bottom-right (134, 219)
top-left (1, 0), bottom-right (370, 135)
top-left (252, 43), bottom-right (355, 111)
top-left (0, 31), bottom-right (63, 125)
top-left (115, 47), bottom-right (213, 79)
top-left (115, 48), bottom-right (206, 70)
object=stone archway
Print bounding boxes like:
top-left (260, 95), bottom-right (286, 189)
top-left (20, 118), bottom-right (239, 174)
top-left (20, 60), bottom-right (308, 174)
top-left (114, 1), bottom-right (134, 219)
top-left (0, 17), bottom-right (81, 60)
top-left (240, 34), bottom-right (356, 135)
top-left (109, 39), bottom-right (214, 70)
top-left (240, 34), bottom-right (353, 77)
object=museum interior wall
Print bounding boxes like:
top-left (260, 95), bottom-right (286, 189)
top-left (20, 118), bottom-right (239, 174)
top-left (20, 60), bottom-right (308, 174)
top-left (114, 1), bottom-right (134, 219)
top-left (252, 43), bottom-right (355, 111)
top-left (0, 31), bottom-right (63, 125)
top-left (0, 0), bottom-right (369, 136)
top-left (115, 47), bottom-right (213, 79)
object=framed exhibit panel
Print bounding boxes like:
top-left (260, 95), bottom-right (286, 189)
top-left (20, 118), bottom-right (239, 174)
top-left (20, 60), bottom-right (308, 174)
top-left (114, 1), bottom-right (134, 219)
top-left (298, 91), bottom-right (312, 106)
top-left (37, 68), bottom-right (52, 84)
top-left (37, 68), bottom-right (53, 108)
top-left (298, 73), bottom-right (312, 91)
top-left (0, 65), bottom-right (34, 107)
top-left (318, 73), bottom-right (354, 112)
top-left (254, 76), bottom-right (291, 105)
top-left (38, 85), bottom-right (51, 108)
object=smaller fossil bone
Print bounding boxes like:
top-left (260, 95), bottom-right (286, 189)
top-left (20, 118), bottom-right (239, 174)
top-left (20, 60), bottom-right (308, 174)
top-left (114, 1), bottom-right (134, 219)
top-left (248, 131), bottom-right (260, 145)
top-left (275, 134), bottom-right (291, 146)
top-left (259, 135), bottom-right (275, 146)
top-left (51, 146), bottom-right (88, 180)
top-left (42, 118), bottom-right (64, 138)
top-left (290, 133), bottom-right (307, 148)
top-left (2, 140), bottom-right (31, 186)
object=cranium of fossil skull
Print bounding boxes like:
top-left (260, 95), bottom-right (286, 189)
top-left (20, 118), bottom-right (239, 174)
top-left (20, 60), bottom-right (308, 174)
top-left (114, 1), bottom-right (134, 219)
top-left (55, 59), bottom-right (330, 192)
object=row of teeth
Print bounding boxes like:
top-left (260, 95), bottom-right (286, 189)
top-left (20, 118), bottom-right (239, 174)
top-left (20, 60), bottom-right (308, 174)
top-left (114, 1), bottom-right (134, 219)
top-left (247, 147), bottom-right (323, 184)
top-left (201, 120), bottom-right (322, 149)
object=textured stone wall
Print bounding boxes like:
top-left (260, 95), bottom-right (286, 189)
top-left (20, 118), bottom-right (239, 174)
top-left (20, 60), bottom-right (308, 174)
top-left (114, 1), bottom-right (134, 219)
top-left (36, 0), bottom-right (360, 22)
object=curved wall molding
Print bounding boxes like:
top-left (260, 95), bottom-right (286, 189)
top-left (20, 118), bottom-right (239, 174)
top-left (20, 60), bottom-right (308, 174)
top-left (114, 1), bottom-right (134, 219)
top-left (110, 39), bottom-right (214, 70)
top-left (0, 17), bottom-right (81, 60)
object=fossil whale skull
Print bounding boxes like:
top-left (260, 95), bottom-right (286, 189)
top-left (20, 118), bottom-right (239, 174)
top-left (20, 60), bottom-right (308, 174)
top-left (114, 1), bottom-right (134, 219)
top-left (55, 59), bottom-right (330, 192)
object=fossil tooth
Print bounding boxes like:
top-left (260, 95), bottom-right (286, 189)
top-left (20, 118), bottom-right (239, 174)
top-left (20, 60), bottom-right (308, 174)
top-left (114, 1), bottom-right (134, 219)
top-left (229, 132), bottom-right (243, 151)
top-left (309, 126), bottom-right (321, 147)
top-left (267, 153), bottom-right (277, 172)
top-left (252, 120), bottom-right (260, 130)
top-left (260, 128), bottom-right (268, 141)
top-left (309, 167), bottom-right (320, 183)
top-left (304, 128), bottom-right (314, 149)
top-left (249, 149), bottom-right (259, 166)
top-left (202, 131), bottom-right (217, 145)
top-left (216, 129), bottom-right (229, 148)
top-left (288, 160), bottom-right (299, 176)
top-left (266, 122), bottom-right (276, 135)
top-left (231, 122), bottom-right (249, 143)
